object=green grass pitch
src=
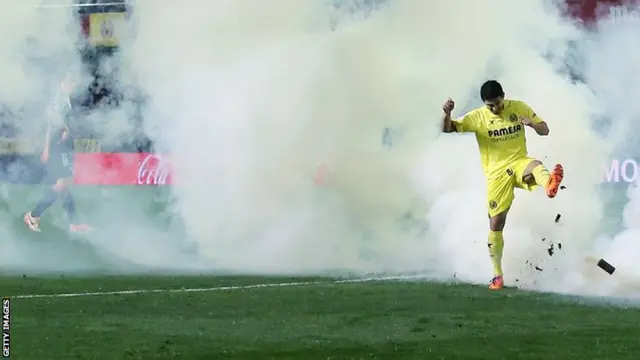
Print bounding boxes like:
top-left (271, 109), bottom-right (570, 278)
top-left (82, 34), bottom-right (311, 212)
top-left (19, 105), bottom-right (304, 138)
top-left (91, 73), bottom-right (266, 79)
top-left (2, 275), bottom-right (640, 360)
top-left (0, 184), bottom-right (637, 359)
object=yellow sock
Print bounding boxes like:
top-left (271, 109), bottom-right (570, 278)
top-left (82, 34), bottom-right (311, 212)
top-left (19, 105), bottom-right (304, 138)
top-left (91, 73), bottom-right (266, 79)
top-left (488, 230), bottom-right (505, 277)
top-left (531, 164), bottom-right (551, 187)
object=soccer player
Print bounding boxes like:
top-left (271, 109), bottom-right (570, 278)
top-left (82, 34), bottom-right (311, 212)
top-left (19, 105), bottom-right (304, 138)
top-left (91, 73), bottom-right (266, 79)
top-left (441, 80), bottom-right (564, 290)
top-left (23, 75), bottom-right (90, 233)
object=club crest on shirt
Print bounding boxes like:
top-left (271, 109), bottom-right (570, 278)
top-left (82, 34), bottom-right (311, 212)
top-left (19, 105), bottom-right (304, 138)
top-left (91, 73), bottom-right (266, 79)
top-left (509, 114), bottom-right (518, 122)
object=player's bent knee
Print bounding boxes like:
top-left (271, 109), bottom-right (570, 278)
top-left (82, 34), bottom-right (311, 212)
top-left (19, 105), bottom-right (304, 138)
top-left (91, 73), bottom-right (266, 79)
top-left (52, 179), bottom-right (67, 192)
top-left (525, 159), bottom-right (543, 173)
top-left (489, 221), bottom-right (505, 232)
top-left (489, 213), bottom-right (507, 231)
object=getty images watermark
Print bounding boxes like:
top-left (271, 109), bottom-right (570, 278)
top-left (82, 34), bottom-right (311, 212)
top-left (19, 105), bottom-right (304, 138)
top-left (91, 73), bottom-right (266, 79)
top-left (604, 159), bottom-right (640, 183)
top-left (2, 297), bottom-right (9, 359)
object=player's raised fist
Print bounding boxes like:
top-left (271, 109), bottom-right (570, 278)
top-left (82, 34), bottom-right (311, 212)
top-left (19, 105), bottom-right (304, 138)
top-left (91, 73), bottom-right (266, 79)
top-left (443, 98), bottom-right (455, 114)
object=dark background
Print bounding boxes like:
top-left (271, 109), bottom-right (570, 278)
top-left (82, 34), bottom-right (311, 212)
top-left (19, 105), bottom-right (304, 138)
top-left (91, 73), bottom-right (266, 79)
top-left (0, 0), bottom-right (148, 154)
top-left (0, 0), bottom-right (148, 184)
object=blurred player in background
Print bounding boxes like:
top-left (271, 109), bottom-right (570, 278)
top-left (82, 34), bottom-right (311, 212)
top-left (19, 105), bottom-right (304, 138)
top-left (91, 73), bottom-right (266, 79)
top-left (23, 74), bottom-right (91, 233)
top-left (441, 80), bottom-right (564, 290)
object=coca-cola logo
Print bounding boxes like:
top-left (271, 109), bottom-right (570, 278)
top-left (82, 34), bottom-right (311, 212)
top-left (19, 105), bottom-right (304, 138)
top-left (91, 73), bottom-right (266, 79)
top-left (73, 153), bottom-right (173, 185)
top-left (137, 154), bottom-right (170, 185)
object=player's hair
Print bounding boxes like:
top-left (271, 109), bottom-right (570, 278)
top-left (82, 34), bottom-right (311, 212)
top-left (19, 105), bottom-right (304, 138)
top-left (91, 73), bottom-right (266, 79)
top-left (480, 80), bottom-right (505, 101)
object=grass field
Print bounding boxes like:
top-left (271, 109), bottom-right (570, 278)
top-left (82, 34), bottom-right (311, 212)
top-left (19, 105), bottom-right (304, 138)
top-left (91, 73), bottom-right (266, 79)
top-left (2, 274), bottom-right (639, 360)
top-left (0, 184), bottom-right (637, 359)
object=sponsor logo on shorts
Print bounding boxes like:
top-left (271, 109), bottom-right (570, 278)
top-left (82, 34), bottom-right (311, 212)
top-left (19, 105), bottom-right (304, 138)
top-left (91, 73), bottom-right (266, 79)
top-left (506, 168), bottom-right (514, 176)
top-left (489, 200), bottom-right (497, 209)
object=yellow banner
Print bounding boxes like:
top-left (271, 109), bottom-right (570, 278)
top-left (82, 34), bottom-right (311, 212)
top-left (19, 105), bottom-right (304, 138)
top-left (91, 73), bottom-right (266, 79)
top-left (74, 138), bottom-right (101, 153)
top-left (0, 138), bottom-right (34, 154)
top-left (89, 12), bottom-right (126, 47)
top-left (0, 138), bottom-right (101, 154)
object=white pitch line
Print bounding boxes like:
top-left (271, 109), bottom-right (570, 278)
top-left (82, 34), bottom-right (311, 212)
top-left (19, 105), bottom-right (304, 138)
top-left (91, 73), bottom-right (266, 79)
top-left (11, 274), bottom-right (428, 299)
top-left (37, 2), bottom-right (128, 8)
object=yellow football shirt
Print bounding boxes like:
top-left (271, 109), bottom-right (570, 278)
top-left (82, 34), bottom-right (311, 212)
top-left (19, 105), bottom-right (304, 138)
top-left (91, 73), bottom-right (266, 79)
top-left (452, 99), bottom-right (543, 177)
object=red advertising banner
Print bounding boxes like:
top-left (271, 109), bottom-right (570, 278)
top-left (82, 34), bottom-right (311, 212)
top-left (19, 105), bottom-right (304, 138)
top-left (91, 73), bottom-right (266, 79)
top-left (74, 153), bottom-right (172, 185)
top-left (565, 0), bottom-right (637, 23)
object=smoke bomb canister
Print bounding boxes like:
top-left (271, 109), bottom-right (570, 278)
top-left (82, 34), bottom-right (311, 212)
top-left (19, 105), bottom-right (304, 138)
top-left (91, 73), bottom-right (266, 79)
top-left (597, 259), bottom-right (616, 275)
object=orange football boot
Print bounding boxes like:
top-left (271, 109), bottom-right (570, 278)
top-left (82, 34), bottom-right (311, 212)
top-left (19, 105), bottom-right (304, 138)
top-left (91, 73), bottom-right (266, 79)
top-left (546, 164), bottom-right (564, 198)
top-left (489, 276), bottom-right (504, 290)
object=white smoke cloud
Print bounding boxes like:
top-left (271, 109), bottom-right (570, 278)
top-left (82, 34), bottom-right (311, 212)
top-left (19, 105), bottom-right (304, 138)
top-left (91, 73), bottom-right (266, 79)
top-left (0, 0), bottom-right (91, 271)
top-left (0, 1), bottom-right (172, 273)
top-left (0, 1), bottom-right (85, 129)
top-left (576, 6), bottom-right (640, 298)
top-left (0, 0), bottom-right (592, 298)
top-left (115, 0), bottom-right (608, 286)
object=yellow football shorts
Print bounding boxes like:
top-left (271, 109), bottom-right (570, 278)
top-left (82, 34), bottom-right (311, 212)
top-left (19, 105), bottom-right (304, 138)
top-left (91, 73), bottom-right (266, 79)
top-left (486, 157), bottom-right (538, 217)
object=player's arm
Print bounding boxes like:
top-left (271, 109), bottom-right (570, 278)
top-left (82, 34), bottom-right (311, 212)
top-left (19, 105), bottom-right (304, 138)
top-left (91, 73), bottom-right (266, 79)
top-left (442, 98), bottom-right (477, 133)
top-left (41, 101), bottom-right (60, 164)
top-left (40, 121), bottom-right (51, 164)
top-left (520, 102), bottom-right (549, 136)
top-left (442, 98), bottom-right (456, 132)
top-left (442, 113), bottom-right (456, 133)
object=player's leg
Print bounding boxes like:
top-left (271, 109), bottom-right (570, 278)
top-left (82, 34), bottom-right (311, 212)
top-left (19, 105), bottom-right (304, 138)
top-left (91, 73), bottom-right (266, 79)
top-left (488, 209), bottom-right (508, 290)
top-left (65, 196), bottom-right (90, 232)
top-left (58, 177), bottom-right (77, 223)
top-left (521, 159), bottom-right (564, 198)
top-left (24, 178), bottom-right (66, 232)
top-left (57, 151), bottom-right (90, 232)
top-left (57, 176), bottom-right (90, 232)
top-left (486, 174), bottom-right (515, 290)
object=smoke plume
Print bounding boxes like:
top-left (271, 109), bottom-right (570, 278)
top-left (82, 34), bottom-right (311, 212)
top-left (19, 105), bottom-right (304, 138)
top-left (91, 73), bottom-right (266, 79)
top-left (5, 0), bottom-right (640, 299)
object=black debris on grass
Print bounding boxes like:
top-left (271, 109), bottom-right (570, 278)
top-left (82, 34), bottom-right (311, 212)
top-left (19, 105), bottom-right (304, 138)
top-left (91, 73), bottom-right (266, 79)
top-left (525, 260), bottom-right (545, 273)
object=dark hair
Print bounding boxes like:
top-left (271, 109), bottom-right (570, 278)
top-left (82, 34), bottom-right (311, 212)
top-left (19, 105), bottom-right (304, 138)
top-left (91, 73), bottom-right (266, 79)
top-left (480, 80), bottom-right (505, 101)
